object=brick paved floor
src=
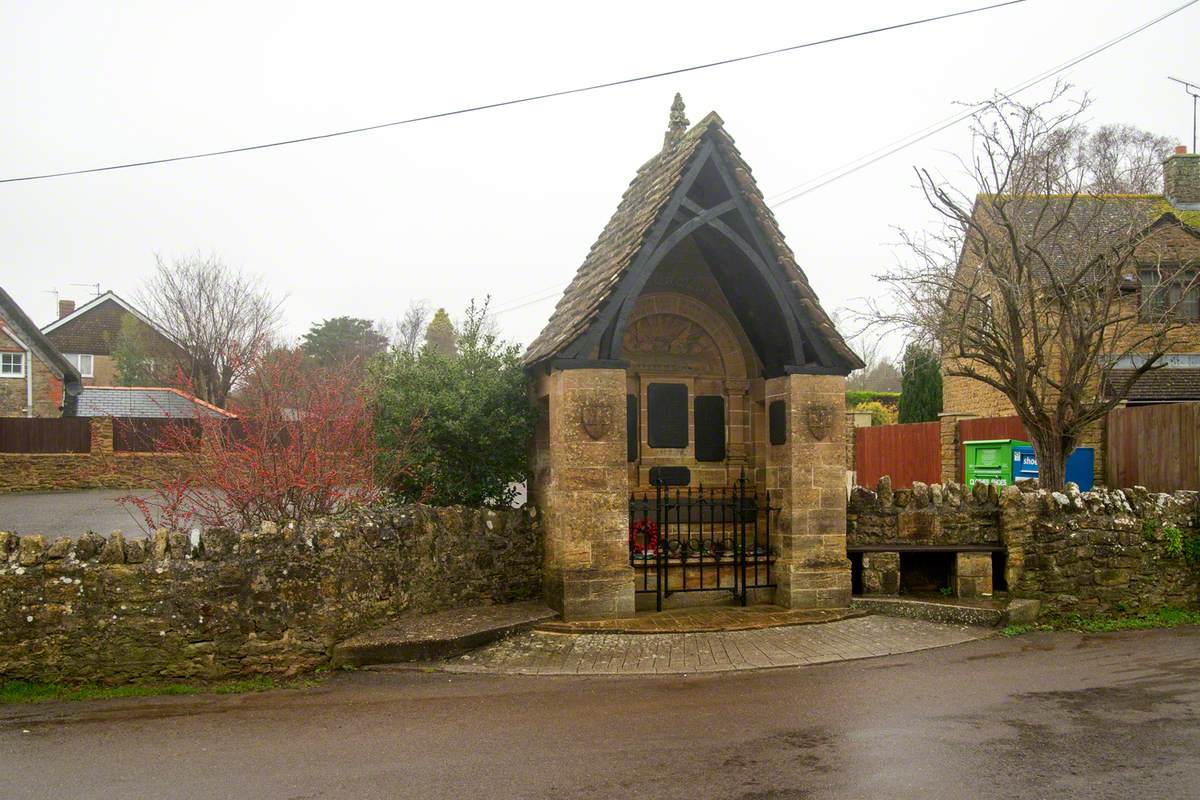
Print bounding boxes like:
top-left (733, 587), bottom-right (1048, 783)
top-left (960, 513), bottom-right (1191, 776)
top-left (536, 604), bottom-right (864, 634)
top-left (431, 615), bottom-right (989, 676)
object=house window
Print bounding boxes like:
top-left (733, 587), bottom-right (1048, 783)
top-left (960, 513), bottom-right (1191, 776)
top-left (0, 352), bottom-right (24, 377)
top-left (1140, 268), bottom-right (1200, 321)
top-left (66, 353), bottom-right (94, 378)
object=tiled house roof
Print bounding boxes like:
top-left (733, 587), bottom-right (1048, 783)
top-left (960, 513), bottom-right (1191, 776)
top-left (523, 103), bottom-right (862, 372)
top-left (1105, 367), bottom-right (1200, 402)
top-left (41, 291), bottom-right (181, 357)
top-left (72, 386), bottom-right (235, 419)
top-left (0, 285), bottom-right (83, 410)
top-left (971, 194), bottom-right (1200, 283)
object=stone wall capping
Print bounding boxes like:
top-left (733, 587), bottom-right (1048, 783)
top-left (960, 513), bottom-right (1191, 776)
top-left (876, 475), bottom-right (894, 507)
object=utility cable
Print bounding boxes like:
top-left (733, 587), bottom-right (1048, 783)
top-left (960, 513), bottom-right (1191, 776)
top-left (0, 1), bottom-right (1025, 184)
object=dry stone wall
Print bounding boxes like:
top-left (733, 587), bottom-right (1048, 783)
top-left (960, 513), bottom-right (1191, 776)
top-left (0, 505), bottom-right (541, 684)
top-left (848, 477), bottom-right (1199, 616)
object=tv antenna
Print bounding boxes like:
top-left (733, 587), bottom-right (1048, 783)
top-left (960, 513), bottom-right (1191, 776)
top-left (1169, 76), bottom-right (1200, 153)
top-left (68, 282), bottom-right (101, 298)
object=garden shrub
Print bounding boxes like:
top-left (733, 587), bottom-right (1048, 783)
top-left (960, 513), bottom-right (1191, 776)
top-left (853, 400), bottom-right (897, 426)
top-left (370, 299), bottom-right (535, 508)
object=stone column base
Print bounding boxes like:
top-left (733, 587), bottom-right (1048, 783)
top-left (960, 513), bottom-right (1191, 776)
top-left (553, 567), bottom-right (635, 621)
top-left (774, 560), bottom-right (852, 609)
top-left (955, 552), bottom-right (993, 598)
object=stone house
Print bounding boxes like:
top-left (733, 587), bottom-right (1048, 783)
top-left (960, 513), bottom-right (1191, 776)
top-left (0, 286), bottom-right (83, 417)
top-left (941, 148), bottom-right (1200, 482)
top-left (41, 291), bottom-right (186, 388)
top-left (524, 96), bottom-right (863, 620)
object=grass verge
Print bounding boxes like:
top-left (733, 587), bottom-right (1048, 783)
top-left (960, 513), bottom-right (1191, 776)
top-left (1002, 606), bottom-right (1200, 637)
top-left (0, 675), bottom-right (319, 705)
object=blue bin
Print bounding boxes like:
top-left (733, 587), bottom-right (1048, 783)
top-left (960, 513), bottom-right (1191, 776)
top-left (1010, 444), bottom-right (1094, 491)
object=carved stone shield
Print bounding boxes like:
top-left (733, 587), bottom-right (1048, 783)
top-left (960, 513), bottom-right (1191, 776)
top-left (579, 397), bottom-right (613, 441)
top-left (805, 402), bottom-right (834, 441)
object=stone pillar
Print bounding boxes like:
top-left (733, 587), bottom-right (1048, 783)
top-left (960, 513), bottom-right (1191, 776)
top-left (725, 378), bottom-right (750, 476)
top-left (954, 552), bottom-right (993, 598)
top-left (862, 551), bottom-right (900, 595)
top-left (765, 373), bottom-right (852, 609)
top-left (92, 417), bottom-right (114, 453)
top-left (541, 367), bottom-right (635, 620)
top-left (938, 412), bottom-right (976, 484)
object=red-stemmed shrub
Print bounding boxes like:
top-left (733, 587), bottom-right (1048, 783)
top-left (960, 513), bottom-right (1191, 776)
top-left (119, 350), bottom-right (382, 532)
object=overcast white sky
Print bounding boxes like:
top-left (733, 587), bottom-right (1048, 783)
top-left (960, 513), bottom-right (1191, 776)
top-left (1, 1), bottom-right (1197, 359)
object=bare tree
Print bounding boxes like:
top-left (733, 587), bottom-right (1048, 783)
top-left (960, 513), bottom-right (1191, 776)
top-left (1016, 120), bottom-right (1175, 195)
top-left (139, 253), bottom-right (284, 408)
top-left (382, 300), bottom-right (431, 358)
top-left (870, 86), bottom-right (1197, 489)
top-left (844, 334), bottom-right (902, 392)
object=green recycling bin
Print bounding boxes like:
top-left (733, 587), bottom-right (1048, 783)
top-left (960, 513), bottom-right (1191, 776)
top-left (963, 439), bottom-right (1030, 487)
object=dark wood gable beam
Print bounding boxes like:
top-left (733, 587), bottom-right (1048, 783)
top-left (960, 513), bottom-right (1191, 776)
top-left (560, 140), bottom-right (718, 360)
top-left (562, 136), bottom-right (813, 373)
top-left (700, 142), bottom-right (841, 371)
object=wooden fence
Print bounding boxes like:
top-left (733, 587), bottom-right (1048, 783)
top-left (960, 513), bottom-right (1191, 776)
top-left (1107, 403), bottom-right (1200, 492)
top-left (853, 421), bottom-right (941, 488)
top-left (0, 418), bottom-right (91, 453)
top-left (112, 418), bottom-right (203, 453)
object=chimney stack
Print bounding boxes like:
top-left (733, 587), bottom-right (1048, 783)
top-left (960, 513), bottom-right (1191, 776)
top-left (58, 299), bottom-right (75, 319)
top-left (1164, 145), bottom-right (1200, 209)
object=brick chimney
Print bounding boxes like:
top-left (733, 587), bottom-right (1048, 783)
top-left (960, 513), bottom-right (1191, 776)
top-left (58, 299), bottom-right (75, 319)
top-left (1164, 145), bottom-right (1200, 209)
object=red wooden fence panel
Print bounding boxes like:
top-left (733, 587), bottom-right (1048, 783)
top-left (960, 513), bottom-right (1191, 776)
top-left (0, 418), bottom-right (91, 453)
top-left (957, 415), bottom-right (1029, 482)
top-left (1106, 403), bottom-right (1200, 491)
top-left (854, 421), bottom-right (941, 489)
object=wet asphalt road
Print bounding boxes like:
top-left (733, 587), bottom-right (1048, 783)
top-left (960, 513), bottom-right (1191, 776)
top-left (0, 490), bottom-right (155, 539)
top-left (2, 626), bottom-right (1198, 800)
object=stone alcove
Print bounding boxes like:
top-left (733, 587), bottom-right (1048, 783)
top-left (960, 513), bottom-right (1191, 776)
top-left (524, 96), bottom-right (863, 619)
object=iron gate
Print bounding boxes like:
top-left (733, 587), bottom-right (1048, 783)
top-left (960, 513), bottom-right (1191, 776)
top-left (629, 471), bottom-right (777, 611)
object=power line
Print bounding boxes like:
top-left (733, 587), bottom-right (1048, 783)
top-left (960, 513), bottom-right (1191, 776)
top-left (768, 0), bottom-right (1199, 206)
top-left (491, 0), bottom-right (1198, 313)
top-left (0, 1), bottom-right (1026, 185)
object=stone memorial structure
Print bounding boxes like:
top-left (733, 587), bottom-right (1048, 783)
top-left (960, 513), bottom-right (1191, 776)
top-left (524, 96), bottom-right (863, 619)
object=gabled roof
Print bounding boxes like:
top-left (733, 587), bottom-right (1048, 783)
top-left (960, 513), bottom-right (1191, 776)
top-left (0, 285), bottom-right (83, 410)
top-left (523, 97), bottom-right (862, 375)
top-left (72, 386), bottom-right (235, 419)
top-left (968, 194), bottom-right (1200, 283)
top-left (41, 290), bottom-right (179, 348)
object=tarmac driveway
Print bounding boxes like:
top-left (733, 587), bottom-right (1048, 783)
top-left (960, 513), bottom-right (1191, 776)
top-left (0, 489), bottom-right (155, 539)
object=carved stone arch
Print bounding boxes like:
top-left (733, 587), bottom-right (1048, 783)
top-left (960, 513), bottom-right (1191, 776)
top-left (622, 292), bottom-right (749, 379)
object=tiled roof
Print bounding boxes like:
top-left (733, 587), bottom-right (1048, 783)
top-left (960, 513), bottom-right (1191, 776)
top-left (73, 386), bottom-right (235, 418)
top-left (1105, 367), bottom-right (1200, 401)
top-left (523, 104), bottom-right (861, 371)
top-left (0, 285), bottom-right (83, 410)
top-left (973, 195), bottom-right (1198, 283)
top-left (41, 291), bottom-right (181, 357)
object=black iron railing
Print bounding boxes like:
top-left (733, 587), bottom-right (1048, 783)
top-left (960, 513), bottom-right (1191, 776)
top-left (629, 471), bottom-right (777, 611)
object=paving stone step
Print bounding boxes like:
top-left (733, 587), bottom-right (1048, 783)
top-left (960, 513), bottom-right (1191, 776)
top-left (851, 596), bottom-right (1008, 627)
top-left (331, 601), bottom-right (558, 667)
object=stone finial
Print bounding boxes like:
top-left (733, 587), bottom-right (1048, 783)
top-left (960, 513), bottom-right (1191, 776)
top-left (663, 93), bottom-right (689, 150)
top-left (19, 535), bottom-right (45, 567)
top-left (99, 532), bottom-right (126, 564)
